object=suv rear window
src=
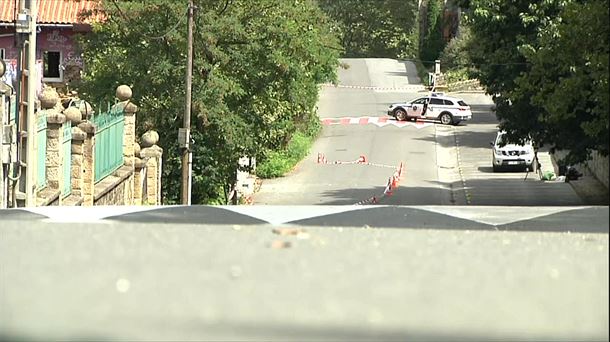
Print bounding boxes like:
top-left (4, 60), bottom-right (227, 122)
top-left (458, 100), bottom-right (468, 106)
top-left (430, 98), bottom-right (444, 105)
top-left (443, 99), bottom-right (454, 106)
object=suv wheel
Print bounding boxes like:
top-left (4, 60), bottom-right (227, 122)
top-left (394, 108), bottom-right (407, 121)
top-left (439, 112), bottom-right (453, 125)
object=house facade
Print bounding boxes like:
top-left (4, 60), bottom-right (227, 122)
top-left (0, 0), bottom-right (98, 92)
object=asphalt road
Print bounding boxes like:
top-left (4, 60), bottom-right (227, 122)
top-left (254, 58), bottom-right (585, 206)
top-left (255, 58), bottom-right (447, 205)
top-left (1, 58), bottom-right (608, 341)
top-left (0, 214), bottom-right (608, 341)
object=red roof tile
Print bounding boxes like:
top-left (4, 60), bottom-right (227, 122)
top-left (0, 0), bottom-right (101, 25)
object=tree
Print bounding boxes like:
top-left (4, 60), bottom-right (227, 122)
top-left (523, 0), bottom-right (609, 162)
top-left (420, 0), bottom-right (447, 63)
top-left (438, 24), bottom-right (474, 82)
top-left (317, 0), bottom-right (419, 58)
top-left (78, 0), bottom-right (340, 204)
top-left (461, 0), bottom-right (608, 164)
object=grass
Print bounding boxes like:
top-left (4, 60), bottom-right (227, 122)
top-left (256, 131), bottom-right (317, 178)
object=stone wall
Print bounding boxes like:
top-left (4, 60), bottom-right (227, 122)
top-left (32, 85), bottom-right (163, 207)
top-left (552, 150), bottom-right (609, 189)
top-left (94, 166), bottom-right (131, 205)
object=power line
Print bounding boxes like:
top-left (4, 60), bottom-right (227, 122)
top-left (409, 58), bottom-right (530, 67)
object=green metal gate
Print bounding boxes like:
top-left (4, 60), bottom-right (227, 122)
top-left (93, 103), bottom-right (124, 183)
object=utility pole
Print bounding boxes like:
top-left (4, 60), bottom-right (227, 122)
top-left (25, 0), bottom-right (37, 207)
top-left (13, 0), bottom-right (38, 207)
top-left (180, 0), bottom-right (194, 205)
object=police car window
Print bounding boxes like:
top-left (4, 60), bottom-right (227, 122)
top-left (443, 99), bottom-right (454, 106)
top-left (430, 98), bottom-right (444, 105)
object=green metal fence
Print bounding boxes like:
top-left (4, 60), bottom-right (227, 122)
top-left (93, 103), bottom-right (125, 183)
top-left (61, 121), bottom-right (72, 197)
top-left (36, 113), bottom-right (47, 190)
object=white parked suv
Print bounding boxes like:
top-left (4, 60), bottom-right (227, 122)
top-left (490, 131), bottom-right (535, 172)
top-left (387, 93), bottom-right (472, 125)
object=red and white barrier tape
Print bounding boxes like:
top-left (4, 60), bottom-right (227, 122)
top-left (355, 161), bottom-right (405, 205)
top-left (317, 153), bottom-right (367, 165)
top-left (315, 153), bottom-right (405, 205)
top-left (317, 153), bottom-right (396, 169)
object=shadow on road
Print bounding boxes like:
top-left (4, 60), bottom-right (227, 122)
top-left (414, 130), bottom-right (495, 149)
top-left (384, 71), bottom-right (409, 77)
top-left (2, 316), bottom-right (588, 342)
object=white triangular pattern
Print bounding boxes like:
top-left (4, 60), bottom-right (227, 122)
top-left (222, 205), bottom-right (382, 225)
top-left (26, 205), bottom-right (165, 222)
top-left (421, 206), bottom-right (588, 226)
top-left (323, 116), bottom-right (434, 129)
top-left (19, 205), bottom-right (592, 227)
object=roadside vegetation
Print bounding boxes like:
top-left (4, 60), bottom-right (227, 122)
top-left (78, 0), bottom-right (340, 204)
top-left (457, 0), bottom-right (609, 165)
top-left (256, 129), bottom-right (318, 178)
top-left (317, 0), bottom-right (419, 59)
top-left (77, 0), bottom-right (607, 204)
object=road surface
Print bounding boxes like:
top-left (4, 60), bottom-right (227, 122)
top-left (0, 206), bottom-right (608, 341)
top-left (0, 58), bottom-right (607, 341)
top-left (254, 58), bottom-right (584, 206)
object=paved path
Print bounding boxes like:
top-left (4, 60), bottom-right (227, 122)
top-left (0, 214), bottom-right (608, 341)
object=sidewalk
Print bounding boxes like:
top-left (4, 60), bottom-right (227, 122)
top-left (545, 152), bottom-right (609, 205)
top-left (568, 175), bottom-right (609, 205)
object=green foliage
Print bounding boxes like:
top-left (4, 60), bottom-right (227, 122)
top-left (420, 0), bottom-right (447, 62)
top-left (443, 68), bottom-right (471, 83)
top-left (462, 0), bottom-right (609, 164)
top-left (256, 130), bottom-right (317, 178)
top-left (318, 0), bottom-right (419, 59)
top-left (439, 24), bottom-right (472, 68)
top-left (78, 0), bottom-right (340, 204)
top-left (525, 0), bottom-right (609, 162)
top-left (438, 24), bottom-right (474, 82)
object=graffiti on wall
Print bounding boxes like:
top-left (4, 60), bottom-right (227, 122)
top-left (46, 30), bottom-right (69, 49)
top-left (64, 51), bottom-right (83, 67)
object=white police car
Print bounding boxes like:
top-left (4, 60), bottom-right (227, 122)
top-left (387, 93), bottom-right (473, 125)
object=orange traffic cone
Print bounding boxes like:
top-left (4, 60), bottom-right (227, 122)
top-left (385, 178), bottom-right (393, 196)
top-left (391, 175), bottom-right (398, 189)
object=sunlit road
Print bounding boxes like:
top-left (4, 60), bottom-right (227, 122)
top-left (1, 209), bottom-right (608, 341)
top-left (0, 58), bottom-right (607, 341)
top-left (254, 58), bottom-right (584, 206)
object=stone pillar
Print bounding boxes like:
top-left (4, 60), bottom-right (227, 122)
top-left (140, 144), bottom-right (162, 205)
top-left (45, 111), bottom-right (67, 197)
top-left (78, 121), bottom-right (96, 206)
top-left (133, 158), bottom-right (146, 205)
top-left (132, 142), bottom-right (144, 205)
top-left (116, 85), bottom-right (138, 205)
top-left (70, 127), bottom-right (87, 199)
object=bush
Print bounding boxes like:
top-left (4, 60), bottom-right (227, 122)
top-left (444, 68), bottom-right (473, 83)
top-left (256, 131), bottom-right (317, 178)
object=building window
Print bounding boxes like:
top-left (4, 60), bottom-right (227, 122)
top-left (43, 51), bottom-right (62, 81)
